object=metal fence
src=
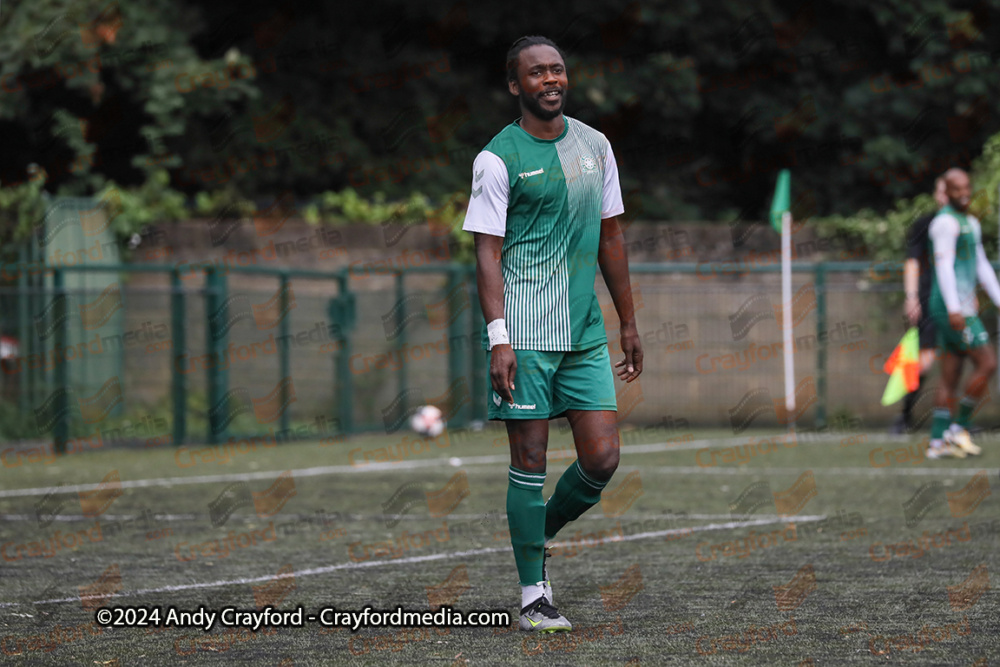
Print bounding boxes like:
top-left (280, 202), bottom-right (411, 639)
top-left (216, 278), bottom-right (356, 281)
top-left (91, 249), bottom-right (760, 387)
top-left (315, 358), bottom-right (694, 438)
top-left (4, 253), bottom-right (994, 452)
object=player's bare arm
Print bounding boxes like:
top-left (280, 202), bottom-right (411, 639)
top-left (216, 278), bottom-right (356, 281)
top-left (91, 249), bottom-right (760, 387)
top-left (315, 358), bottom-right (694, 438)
top-left (598, 215), bottom-right (642, 382)
top-left (473, 232), bottom-right (516, 403)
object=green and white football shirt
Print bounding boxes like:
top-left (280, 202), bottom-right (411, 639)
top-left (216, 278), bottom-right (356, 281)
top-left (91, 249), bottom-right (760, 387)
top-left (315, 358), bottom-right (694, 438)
top-left (929, 205), bottom-right (982, 317)
top-left (463, 116), bottom-right (624, 351)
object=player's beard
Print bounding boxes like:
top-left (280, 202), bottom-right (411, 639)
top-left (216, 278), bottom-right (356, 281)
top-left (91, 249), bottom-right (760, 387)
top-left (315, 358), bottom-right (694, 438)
top-left (950, 195), bottom-right (971, 212)
top-left (520, 88), bottom-right (566, 122)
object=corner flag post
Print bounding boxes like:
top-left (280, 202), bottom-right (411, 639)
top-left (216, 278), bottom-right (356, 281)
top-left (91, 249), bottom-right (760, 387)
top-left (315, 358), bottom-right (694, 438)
top-left (771, 170), bottom-right (795, 430)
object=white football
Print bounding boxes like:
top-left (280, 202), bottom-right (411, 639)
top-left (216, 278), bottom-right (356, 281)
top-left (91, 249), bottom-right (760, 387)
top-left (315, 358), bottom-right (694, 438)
top-left (410, 405), bottom-right (445, 438)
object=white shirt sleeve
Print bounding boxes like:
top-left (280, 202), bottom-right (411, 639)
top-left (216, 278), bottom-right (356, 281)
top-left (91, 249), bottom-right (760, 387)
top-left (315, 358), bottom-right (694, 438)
top-left (601, 141), bottom-right (625, 219)
top-left (929, 213), bottom-right (961, 313)
top-left (973, 217), bottom-right (1000, 307)
top-left (462, 151), bottom-right (508, 237)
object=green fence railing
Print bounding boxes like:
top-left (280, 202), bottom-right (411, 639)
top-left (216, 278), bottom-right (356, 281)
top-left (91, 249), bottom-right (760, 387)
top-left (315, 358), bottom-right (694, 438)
top-left (6, 255), bottom-right (978, 451)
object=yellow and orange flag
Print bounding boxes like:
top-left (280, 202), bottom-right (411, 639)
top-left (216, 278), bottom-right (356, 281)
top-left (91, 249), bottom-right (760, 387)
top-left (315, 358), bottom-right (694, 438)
top-left (881, 328), bottom-right (920, 405)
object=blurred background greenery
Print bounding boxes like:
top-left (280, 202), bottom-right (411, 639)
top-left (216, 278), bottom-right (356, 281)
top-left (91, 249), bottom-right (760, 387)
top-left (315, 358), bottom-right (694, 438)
top-left (2, 0), bottom-right (1000, 260)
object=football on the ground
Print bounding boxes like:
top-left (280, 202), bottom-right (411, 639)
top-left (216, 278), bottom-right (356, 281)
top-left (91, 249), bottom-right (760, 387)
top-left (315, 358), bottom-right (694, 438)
top-left (410, 405), bottom-right (445, 437)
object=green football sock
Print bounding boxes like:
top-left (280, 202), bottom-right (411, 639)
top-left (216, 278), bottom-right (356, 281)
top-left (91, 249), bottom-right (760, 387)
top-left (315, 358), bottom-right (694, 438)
top-left (507, 466), bottom-right (546, 586)
top-left (956, 396), bottom-right (976, 428)
top-left (544, 460), bottom-right (609, 542)
top-left (931, 408), bottom-right (951, 440)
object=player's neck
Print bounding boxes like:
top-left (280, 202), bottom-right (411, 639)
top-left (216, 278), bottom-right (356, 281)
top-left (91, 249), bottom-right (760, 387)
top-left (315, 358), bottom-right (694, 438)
top-left (518, 113), bottom-right (565, 140)
top-left (945, 202), bottom-right (968, 216)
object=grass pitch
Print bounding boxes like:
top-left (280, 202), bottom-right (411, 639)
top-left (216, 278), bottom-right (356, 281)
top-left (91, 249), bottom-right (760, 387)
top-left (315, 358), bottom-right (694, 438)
top-left (0, 424), bottom-right (998, 665)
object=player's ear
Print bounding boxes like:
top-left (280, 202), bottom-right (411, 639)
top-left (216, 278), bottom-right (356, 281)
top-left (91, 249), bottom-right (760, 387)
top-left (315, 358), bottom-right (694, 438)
top-left (508, 78), bottom-right (519, 97)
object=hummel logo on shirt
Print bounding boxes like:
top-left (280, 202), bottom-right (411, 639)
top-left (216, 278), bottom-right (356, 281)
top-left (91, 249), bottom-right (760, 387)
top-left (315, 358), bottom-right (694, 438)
top-left (518, 168), bottom-right (544, 179)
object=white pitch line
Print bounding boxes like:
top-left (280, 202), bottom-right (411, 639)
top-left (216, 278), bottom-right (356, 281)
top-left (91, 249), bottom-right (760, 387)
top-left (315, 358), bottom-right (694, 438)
top-left (0, 512), bottom-right (763, 523)
top-left (639, 466), bottom-right (1000, 476)
top-left (0, 514), bottom-right (824, 608)
top-left (0, 436), bottom-right (992, 499)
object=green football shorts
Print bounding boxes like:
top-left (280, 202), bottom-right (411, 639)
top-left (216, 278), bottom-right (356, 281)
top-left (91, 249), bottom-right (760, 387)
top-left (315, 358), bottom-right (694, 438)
top-left (486, 344), bottom-right (618, 420)
top-left (931, 310), bottom-right (989, 354)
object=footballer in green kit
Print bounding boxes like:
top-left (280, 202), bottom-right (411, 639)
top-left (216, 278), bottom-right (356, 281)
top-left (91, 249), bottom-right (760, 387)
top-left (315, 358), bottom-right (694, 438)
top-left (462, 36), bottom-right (643, 633)
top-left (926, 169), bottom-right (998, 459)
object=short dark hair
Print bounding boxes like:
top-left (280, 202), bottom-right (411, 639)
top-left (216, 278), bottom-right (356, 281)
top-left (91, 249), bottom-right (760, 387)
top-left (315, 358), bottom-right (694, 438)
top-left (506, 36), bottom-right (565, 84)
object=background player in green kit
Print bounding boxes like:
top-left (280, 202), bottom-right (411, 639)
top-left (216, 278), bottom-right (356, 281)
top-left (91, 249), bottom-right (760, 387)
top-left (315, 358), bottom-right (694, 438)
top-left (462, 36), bottom-right (643, 633)
top-left (927, 168), bottom-right (997, 459)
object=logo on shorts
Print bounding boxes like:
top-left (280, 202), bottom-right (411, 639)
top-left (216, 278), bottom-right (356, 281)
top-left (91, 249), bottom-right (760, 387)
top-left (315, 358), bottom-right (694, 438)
top-left (493, 393), bottom-right (501, 407)
top-left (510, 403), bottom-right (537, 410)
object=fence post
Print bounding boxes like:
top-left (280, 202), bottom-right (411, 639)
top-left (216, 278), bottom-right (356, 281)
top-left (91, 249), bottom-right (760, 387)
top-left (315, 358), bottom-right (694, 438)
top-left (279, 272), bottom-right (291, 436)
top-left (171, 268), bottom-right (186, 446)
top-left (334, 271), bottom-right (354, 434)
top-left (468, 264), bottom-right (486, 422)
top-left (205, 266), bottom-right (228, 444)
top-left (394, 271), bottom-right (407, 428)
top-left (446, 266), bottom-right (468, 426)
top-left (815, 261), bottom-right (827, 429)
top-left (53, 267), bottom-right (69, 454)
top-left (16, 246), bottom-right (30, 412)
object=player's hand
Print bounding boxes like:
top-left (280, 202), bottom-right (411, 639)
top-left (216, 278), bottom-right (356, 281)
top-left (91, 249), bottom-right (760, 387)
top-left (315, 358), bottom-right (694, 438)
top-left (489, 344), bottom-right (516, 404)
top-left (615, 324), bottom-right (643, 383)
top-left (949, 312), bottom-right (965, 331)
top-left (904, 296), bottom-right (921, 326)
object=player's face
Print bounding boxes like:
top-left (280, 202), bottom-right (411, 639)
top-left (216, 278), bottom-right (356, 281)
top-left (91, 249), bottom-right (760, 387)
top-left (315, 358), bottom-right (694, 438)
top-left (945, 172), bottom-right (972, 212)
top-left (510, 45), bottom-right (567, 121)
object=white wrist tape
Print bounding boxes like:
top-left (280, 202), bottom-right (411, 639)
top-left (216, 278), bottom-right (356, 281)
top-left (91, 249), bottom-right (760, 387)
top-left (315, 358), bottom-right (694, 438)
top-left (487, 318), bottom-right (509, 350)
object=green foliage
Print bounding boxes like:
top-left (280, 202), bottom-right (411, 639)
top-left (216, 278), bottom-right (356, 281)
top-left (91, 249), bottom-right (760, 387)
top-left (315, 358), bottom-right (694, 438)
top-left (816, 132), bottom-right (1000, 262)
top-left (301, 189), bottom-right (433, 225)
top-left (103, 169), bottom-right (188, 233)
top-left (0, 173), bottom-right (47, 246)
top-left (3, 0), bottom-right (1000, 228)
top-left (302, 188), bottom-right (474, 263)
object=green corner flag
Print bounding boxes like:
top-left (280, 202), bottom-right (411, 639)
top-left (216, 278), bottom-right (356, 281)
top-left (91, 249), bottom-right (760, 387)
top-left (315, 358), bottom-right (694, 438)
top-left (770, 169), bottom-right (791, 233)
